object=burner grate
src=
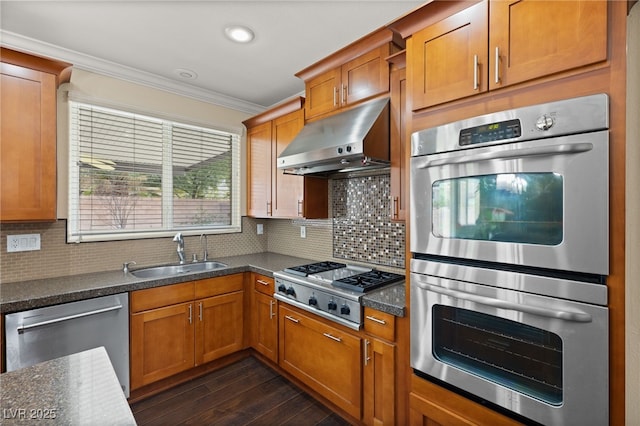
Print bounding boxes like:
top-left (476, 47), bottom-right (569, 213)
top-left (284, 261), bottom-right (347, 277)
top-left (332, 270), bottom-right (404, 293)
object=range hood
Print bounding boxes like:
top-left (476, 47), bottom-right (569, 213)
top-left (277, 97), bottom-right (390, 176)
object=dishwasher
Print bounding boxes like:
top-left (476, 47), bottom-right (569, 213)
top-left (4, 293), bottom-right (130, 397)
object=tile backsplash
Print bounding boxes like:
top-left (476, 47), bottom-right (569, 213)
top-left (332, 174), bottom-right (405, 269)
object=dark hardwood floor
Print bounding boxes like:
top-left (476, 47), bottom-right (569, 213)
top-left (129, 356), bottom-right (353, 425)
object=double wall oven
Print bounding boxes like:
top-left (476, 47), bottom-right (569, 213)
top-left (410, 94), bottom-right (610, 425)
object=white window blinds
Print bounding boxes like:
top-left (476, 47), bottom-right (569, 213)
top-left (68, 102), bottom-right (240, 242)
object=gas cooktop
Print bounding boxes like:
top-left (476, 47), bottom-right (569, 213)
top-left (274, 261), bottom-right (405, 330)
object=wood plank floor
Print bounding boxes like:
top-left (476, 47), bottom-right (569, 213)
top-left (130, 356), bottom-right (354, 425)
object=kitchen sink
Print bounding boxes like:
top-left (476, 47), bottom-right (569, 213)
top-left (131, 261), bottom-right (228, 278)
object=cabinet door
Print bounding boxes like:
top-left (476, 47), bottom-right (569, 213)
top-left (130, 302), bottom-right (194, 390)
top-left (390, 67), bottom-right (407, 221)
top-left (363, 337), bottom-right (396, 426)
top-left (195, 291), bottom-right (243, 365)
top-left (279, 305), bottom-right (361, 419)
top-left (410, 1), bottom-right (488, 110)
top-left (253, 291), bottom-right (278, 363)
top-left (342, 46), bottom-right (390, 107)
top-left (305, 68), bottom-right (341, 119)
top-left (489, 0), bottom-right (607, 90)
top-left (246, 121), bottom-right (272, 217)
top-left (272, 109), bottom-right (304, 218)
top-left (1, 63), bottom-right (57, 221)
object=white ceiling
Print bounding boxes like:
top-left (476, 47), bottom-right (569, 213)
top-left (0, 1), bottom-right (424, 114)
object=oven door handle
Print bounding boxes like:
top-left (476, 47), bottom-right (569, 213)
top-left (416, 281), bottom-right (592, 322)
top-left (417, 142), bottom-right (593, 168)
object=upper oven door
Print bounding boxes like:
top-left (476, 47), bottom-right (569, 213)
top-left (410, 130), bottom-right (609, 275)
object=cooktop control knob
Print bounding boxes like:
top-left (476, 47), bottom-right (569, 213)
top-left (328, 300), bottom-right (337, 311)
top-left (286, 286), bottom-right (296, 297)
top-left (308, 296), bottom-right (318, 306)
top-left (337, 147), bottom-right (343, 154)
top-left (277, 283), bottom-right (287, 293)
top-left (535, 114), bottom-right (555, 131)
top-left (340, 304), bottom-right (350, 315)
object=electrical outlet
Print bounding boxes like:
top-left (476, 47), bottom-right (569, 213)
top-left (257, 223), bottom-right (264, 235)
top-left (7, 234), bottom-right (41, 252)
top-left (300, 226), bottom-right (306, 238)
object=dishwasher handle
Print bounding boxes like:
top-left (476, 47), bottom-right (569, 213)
top-left (17, 304), bottom-right (124, 334)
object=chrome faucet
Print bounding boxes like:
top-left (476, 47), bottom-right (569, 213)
top-left (173, 232), bottom-right (186, 264)
top-left (200, 234), bottom-right (209, 262)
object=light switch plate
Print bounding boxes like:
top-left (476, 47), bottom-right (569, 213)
top-left (7, 234), bottom-right (41, 252)
top-left (300, 226), bottom-right (306, 238)
top-left (257, 224), bottom-right (264, 235)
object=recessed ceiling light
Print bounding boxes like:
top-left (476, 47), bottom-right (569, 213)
top-left (224, 25), bottom-right (255, 43)
top-left (174, 68), bottom-right (198, 80)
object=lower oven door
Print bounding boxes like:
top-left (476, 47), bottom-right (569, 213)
top-left (410, 271), bottom-right (609, 426)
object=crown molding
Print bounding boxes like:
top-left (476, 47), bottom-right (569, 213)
top-left (1, 30), bottom-right (266, 115)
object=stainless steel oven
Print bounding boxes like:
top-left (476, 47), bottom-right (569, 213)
top-left (410, 94), bottom-right (609, 275)
top-left (410, 259), bottom-right (609, 426)
top-left (409, 94), bottom-right (610, 425)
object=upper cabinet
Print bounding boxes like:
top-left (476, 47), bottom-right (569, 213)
top-left (297, 28), bottom-right (403, 120)
top-left (409, 0), bottom-right (608, 110)
top-left (244, 97), bottom-right (328, 219)
top-left (1, 48), bottom-right (71, 222)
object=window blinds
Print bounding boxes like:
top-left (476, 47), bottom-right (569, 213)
top-left (68, 102), bottom-right (241, 242)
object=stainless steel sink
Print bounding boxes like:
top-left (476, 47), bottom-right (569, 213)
top-left (131, 261), bottom-right (228, 278)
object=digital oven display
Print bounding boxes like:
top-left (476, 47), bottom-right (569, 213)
top-left (459, 119), bottom-right (521, 146)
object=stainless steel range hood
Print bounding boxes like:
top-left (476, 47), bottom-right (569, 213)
top-left (277, 97), bottom-right (390, 176)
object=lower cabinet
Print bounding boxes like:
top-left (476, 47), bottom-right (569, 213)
top-left (409, 374), bottom-right (521, 426)
top-left (251, 273), bottom-right (278, 363)
top-left (130, 274), bottom-right (244, 390)
top-left (362, 308), bottom-right (396, 425)
top-left (279, 304), bottom-right (362, 419)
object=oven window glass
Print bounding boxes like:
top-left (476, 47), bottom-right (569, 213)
top-left (432, 173), bottom-right (563, 245)
top-left (433, 305), bottom-right (563, 405)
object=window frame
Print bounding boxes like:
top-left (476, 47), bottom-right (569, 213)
top-left (67, 101), bottom-right (241, 243)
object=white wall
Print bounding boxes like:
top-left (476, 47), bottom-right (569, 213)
top-left (626, 3), bottom-right (640, 425)
top-left (56, 68), bottom-right (252, 218)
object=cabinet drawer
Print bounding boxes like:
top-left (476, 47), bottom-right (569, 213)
top-left (195, 273), bottom-right (244, 299)
top-left (363, 307), bottom-right (395, 342)
top-left (130, 282), bottom-right (194, 313)
top-left (253, 274), bottom-right (274, 295)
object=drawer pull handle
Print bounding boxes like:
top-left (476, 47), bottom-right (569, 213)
top-left (285, 315), bottom-right (299, 323)
top-left (323, 333), bottom-right (342, 343)
top-left (365, 315), bottom-right (386, 325)
top-left (256, 279), bottom-right (270, 286)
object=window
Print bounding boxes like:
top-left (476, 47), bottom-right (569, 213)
top-left (68, 102), bottom-right (241, 242)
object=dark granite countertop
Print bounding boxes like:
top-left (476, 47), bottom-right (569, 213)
top-left (0, 347), bottom-right (136, 425)
top-left (0, 252), bottom-right (405, 317)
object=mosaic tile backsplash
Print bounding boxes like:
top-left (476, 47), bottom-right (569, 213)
top-left (332, 174), bottom-right (405, 268)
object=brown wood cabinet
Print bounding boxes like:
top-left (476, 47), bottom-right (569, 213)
top-left (389, 55), bottom-right (407, 222)
top-left (279, 304), bottom-right (361, 419)
top-left (244, 97), bottom-right (328, 219)
top-left (410, 0), bottom-right (608, 110)
top-left (130, 274), bottom-right (244, 390)
top-left (362, 307), bottom-right (396, 426)
top-left (0, 48), bottom-right (71, 222)
top-left (303, 46), bottom-right (392, 120)
top-left (250, 273), bottom-right (278, 363)
top-left (194, 276), bottom-right (244, 365)
top-left (409, 375), bottom-right (521, 426)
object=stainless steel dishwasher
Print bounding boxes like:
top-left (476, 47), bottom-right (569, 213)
top-left (5, 293), bottom-right (130, 396)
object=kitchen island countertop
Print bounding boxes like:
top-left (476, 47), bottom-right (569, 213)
top-left (0, 252), bottom-right (405, 317)
top-left (0, 347), bottom-right (135, 425)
